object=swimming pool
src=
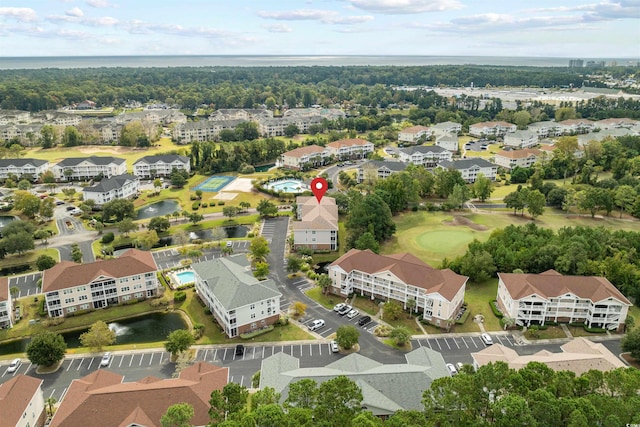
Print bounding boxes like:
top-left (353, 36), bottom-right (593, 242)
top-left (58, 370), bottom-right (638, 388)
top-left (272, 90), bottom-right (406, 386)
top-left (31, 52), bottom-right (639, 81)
top-left (264, 179), bottom-right (309, 194)
top-left (175, 271), bottom-right (195, 285)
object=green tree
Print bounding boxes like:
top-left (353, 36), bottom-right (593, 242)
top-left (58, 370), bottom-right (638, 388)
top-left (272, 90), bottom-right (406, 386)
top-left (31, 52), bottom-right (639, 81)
top-left (164, 329), bottom-right (195, 357)
top-left (40, 125), bottom-right (58, 148)
top-left (335, 325), bottom-right (360, 350)
top-left (354, 231), bottom-right (380, 253)
top-left (615, 185), bottom-right (636, 218)
top-left (286, 255), bottom-right (302, 273)
top-left (251, 387), bottom-right (282, 409)
top-left (460, 249), bottom-right (496, 282)
top-left (256, 199), bottom-right (278, 217)
top-left (316, 273), bottom-right (332, 295)
top-left (504, 188), bottom-right (528, 216)
top-left (555, 107), bottom-right (578, 122)
top-left (102, 199), bottom-right (135, 222)
top-left (284, 123), bottom-right (300, 137)
top-left (472, 173), bottom-right (493, 202)
top-left (382, 300), bottom-right (402, 321)
top-left (170, 169), bottom-right (188, 188)
top-left (79, 320), bottom-right (116, 352)
top-left (513, 110), bottom-right (532, 129)
top-left (254, 261), bottom-right (270, 280)
top-left (17, 179), bottom-right (31, 190)
top-left (346, 192), bottom-right (395, 248)
top-left (621, 326), bottom-right (640, 360)
top-left (526, 189), bottom-right (546, 219)
top-left (222, 205), bottom-right (239, 220)
top-left (351, 411), bottom-right (384, 427)
top-left (389, 327), bottom-right (412, 346)
top-left (71, 243), bottom-right (83, 263)
top-left (249, 236), bottom-right (271, 263)
top-left (120, 121), bottom-right (147, 147)
top-left (210, 227), bottom-right (227, 247)
top-left (448, 183), bottom-right (470, 209)
top-left (0, 231), bottom-right (35, 256)
top-left (188, 212), bottom-right (204, 225)
top-left (209, 383), bottom-right (249, 424)
top-left (239, 201), bottom-right (251, 212)
top-left (161, 403), bottom-right (194, 427)
top-left (62, 126), bottom-right (82, 147)
top-left (148, 216), bottom-right (170, 233)
top-left (153, 178), bottom-right (162, 190)
top-left (36, 254), bottom-right (57, 271)
top-left (434, 168), bottom-right (466, 198)
top-left (314, 376), bottom-right (363, 426)
top-left (385, 410), bottom-right (429, 427)
top-left (26, 331), bottom-right (67, 367)
top-left (251, 403), bottom-right (286, 426)
top-left (117, 218), bottom-right (138, 236)
top-left (13, 191), bottom-right (41, 218)
top-left (284, 378), bottom-right (318, 409)
top-left (39, 197), bottom-right (55, 220)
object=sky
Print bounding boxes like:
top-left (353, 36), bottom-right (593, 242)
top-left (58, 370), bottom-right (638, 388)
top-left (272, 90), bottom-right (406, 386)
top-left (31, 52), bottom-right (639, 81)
top-left (0, 0), bottom-right (638, 58)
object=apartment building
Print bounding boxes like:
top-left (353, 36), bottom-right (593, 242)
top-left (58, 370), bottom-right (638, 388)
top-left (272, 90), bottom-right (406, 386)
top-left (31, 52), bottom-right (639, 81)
top-left (357, 160), bottom-right (407, 182)
top-left (496, 270), bottom-right (632, 331)
top-left (326, 138), bottom-right (374, 160)
top-left (435, 133), bottom-right (459, 152)
top-left (432, 121), bottom-right (462, 135)
top-left (0, 159), bottom-right (49, 181)
top-left (0, 276), bottom-right (13, 329)
top-left (0, 124), bottom-right (44, 144)
top-left (468, 121), bottom-right (516, 137)
top-left (328, 249), bottom-right (468, 327)
top-left (42, 249), bottom-right (159, 318)
top-left (398, 125), bottom-right (432, 144)
top-left (172, 119), bottom-right (244, 143)
top-left (596, 118), bottom-right (638, 129)
top-left (527, 121), bottom-right (562, 138)
top-left (398, 145), bottom-right (453, 167)
top-left (52, 156), bottom-right (127, 181)
top-left (494, 148), bottom-right (542, 170)
top-left (192, 255), bottom-right (282, 338)
top-left (437, 158), bottom-right (498, 182)
top-left (133, 155), bottom-right (191, 178)
top-left (292, 196), bottom-right (338, 251)
top-left (279, 145), bottom-right (330, 170)
top-left (0, 375), bottom-right (45, 427)
top-left (503, 130), bottom-right (538, 149)
top-left (82, 174), bottom-right (140, 206)
top-left (557, 119), bottom-right (595, 134)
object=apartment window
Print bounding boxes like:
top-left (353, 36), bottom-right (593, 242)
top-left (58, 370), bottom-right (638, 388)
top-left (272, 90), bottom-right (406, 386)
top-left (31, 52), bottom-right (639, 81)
top-left (121, 286), bottom-right (130, 292)
top-left (250, 304), bottom-right (255, 310)
top-left (79, 295), bottom-right (88, 301)
top-left (134, 284), bottom-right (142, 290)
top-left (67, 307), bottom-right (76, 313)
top-left (64, 298), bottom-right (75, 304)
top-left (123, 295), bottom-right (131, 301)
top-left (80, 304), bottom-right (89, 310)
top-left (251, 314), bottom-right (256, 319)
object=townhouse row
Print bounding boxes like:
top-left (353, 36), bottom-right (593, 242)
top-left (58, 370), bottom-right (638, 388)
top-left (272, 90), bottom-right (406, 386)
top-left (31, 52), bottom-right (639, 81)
top-left (278, 138), bottom-right (374, 170)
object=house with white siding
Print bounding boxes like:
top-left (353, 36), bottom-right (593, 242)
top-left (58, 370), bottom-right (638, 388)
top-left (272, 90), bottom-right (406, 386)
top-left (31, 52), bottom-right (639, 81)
top-left (52, 156), bottom-right (127, 181)
top-left (437, 158), bottom-right (498, 182)
top-left (279, 145), bottom-right (330, 170)
top-left (292, 196), bottom-right (338, 251)
top-left (432, 121), bottom-right (462, 136)
top-left (527, 121), bottom-right (562, 138)
top-left (494, 148), bottom-right (542, 170)
top-left (133, 155), bottom-right (190, 178)
top-left (398, 145), bottom-right (452, 167)
top-left (469, 121), bottom-right (516, 137)
top-left (435, 133), bottom-right (459, 152)
top-left (0, 158), bottom-right (49, 181)
top-left (357, 160), bottom-right (407, 182)
top-left (503, 130), bottom-right (538, 149)
top-left (326, 138), bottom-right (374, 160)
top-left (557, 119), bottom-right (595, 134)
top-left (0, 375), bottom-right (45, 427)
top-left (0, 276), bottom-right (13, 329)
top-left (82, 174), bottom-right (139, 206)
top-left (398, 125), bottom-right (432, 144)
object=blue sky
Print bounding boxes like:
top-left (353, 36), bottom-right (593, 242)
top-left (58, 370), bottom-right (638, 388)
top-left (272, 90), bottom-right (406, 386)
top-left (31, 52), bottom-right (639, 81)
top-left (0, 0), bottom-right (638, 57)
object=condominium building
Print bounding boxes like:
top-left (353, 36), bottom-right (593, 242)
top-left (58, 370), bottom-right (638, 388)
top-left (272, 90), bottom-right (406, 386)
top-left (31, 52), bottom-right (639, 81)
top-left (496, 270), bottom-right (632, 331)
top-left (398, 145), bottom-right (452, 167)
top-left (435, 133), bottom-right (459, 152)
top-left (398, 125), bottom-right (432, 144)
top-left (432, 121), bottom-right (462, 136)
top-left (0, 375), bottom-right (45, 427)
top-left (292, 196), bottom-right (338, 251)
top-left (0, 276), bottom-right (13, 329)
top-left (527, 121), bottom-right (562, 138)
top-left (503, 130), bottom-right (538, 149)
top-left (82, 174), bottom-right (140, 206)
top-left (0, 158), bottom-right (49, 181)
top-left (279, 145), bottom-right (330, 170)
top-left (437, 158), bottom-right (498, 182)
top-left (52, 156), bottom-right (127, 181)
top-left (468, 121), bottom-right (516, 137)
top-left (326, 138), bottom-right (374, 160)
top-left (133, 155), bottom-right (191, 178)
top-left (192, 255), bottom-right (282, 338)
top-left (557, 119), bottom-right (595, 134)
top-left (357, 160), bottom-right (407, 182)
top-left (328, 249), bottom-right (468, 327)
top-left (494, 148), bottom-right (542, 170)
top-left (42, 249), bottom-right (159, 318)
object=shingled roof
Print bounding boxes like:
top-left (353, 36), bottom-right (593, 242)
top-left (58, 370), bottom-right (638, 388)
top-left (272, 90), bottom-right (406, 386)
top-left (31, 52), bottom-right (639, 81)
top-left (133, 154), bottom-right (189, 165)
top-left (0, 375), bottom-right (43, 427)
top-left (0, 276), bottom-right (8, 302)
top-left (330, 249), bottom-right (467, 301)
top-left (55, 156), bottom-right (125, 167)
top-left (82, 174), bottom-right (138, 193)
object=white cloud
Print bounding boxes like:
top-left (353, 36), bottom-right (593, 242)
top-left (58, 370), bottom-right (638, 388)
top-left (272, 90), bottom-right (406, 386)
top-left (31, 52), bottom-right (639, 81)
top-left (66, 7), bottom-right (84, 18)
top-left (345, 0), bottom-right (463, 14)
top-left (0, 7), bottom-right (38, 22)
top-left (265, 23), bottom-right (293, 33)
top-left (86, 0), bottom-right (116, 8)
top-left (258, 9), bottom-right (373, 24)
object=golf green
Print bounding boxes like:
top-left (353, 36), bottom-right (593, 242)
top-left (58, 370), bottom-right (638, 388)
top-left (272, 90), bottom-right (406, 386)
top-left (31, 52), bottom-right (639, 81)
top-left (415, 230), bottom-right (476, 254)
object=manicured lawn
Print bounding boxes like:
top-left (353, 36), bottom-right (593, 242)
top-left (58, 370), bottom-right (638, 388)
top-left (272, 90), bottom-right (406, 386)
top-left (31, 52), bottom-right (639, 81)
top-left (456, 279), bottom-right (502, 333)
top-left (384, 314), bottom-right (424, 334)
top-left (305, 287), bottom-right (341, 310)
top-left (567, 326), bottom-right (607, 338)
top-left (0, 248), bottom-right (60, 271)
top-left (350, 295), bottom-right (380, 316)
top-left (524, 326), bottom-right (568, 340)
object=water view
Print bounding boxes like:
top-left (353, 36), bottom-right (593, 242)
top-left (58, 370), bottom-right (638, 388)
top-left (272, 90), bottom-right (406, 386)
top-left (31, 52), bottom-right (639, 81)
top-left (189, 225), bottom-right (249, 241)
top-left (136, 200), bottom-right (180, 220)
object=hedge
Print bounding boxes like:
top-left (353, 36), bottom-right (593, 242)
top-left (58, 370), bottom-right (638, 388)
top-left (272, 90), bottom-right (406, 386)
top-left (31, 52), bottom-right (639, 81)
top-left (240, 325), bottom-right (274, 339)
top-left (174, 291), bottom-right (187, 302)
top-left (456, 309), bottom-right (471, 325)
top-left (489, 300), bottom-right (504, 318)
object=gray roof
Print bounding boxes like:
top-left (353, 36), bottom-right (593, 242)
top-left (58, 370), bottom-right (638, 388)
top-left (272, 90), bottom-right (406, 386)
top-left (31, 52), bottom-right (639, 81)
top-left (56, 156), bottom-right (125, 167)
top-left (83, 174), bottom-right (138, 193)
top-left (133, 155), bottom-right (189, 165)
top-left (0, 158), bottom-right (48, 168)
top-left (192, 255), bottom-right (281, 310)
top-left (439, 158), bottom-right (496, 169)
top-left (436, 133), bottom-right (458, 142)
top-left (400, 145), bottom-right (448, 155)
top-left (360, 160), bottom-right (408, 172)
top-left (259, 347), bottom-right (449, 415)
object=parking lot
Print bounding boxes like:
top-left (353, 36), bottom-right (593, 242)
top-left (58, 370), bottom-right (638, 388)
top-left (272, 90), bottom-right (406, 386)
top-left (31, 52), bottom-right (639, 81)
top-left (8, 272), bottom-right (42, 298)
top-left (464, 139), bottom-right (493, 152)
top-left (151, 241), bottom-right (250, 270)
top-left (413, 333), bottom-right (516, 353)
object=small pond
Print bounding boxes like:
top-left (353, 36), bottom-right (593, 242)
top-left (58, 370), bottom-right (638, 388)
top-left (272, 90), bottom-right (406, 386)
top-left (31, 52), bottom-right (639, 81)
top-left (0, 312), bottom-right (187, 355)
top-left (189, 225), bottom-right (249, 241)
top-left (0, 215), bottom-right (16, 228)
top-left (136, 200), bottom-right (181, 220)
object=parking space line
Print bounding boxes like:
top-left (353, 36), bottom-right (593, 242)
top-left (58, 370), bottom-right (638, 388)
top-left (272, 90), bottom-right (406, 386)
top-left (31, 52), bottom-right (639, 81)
top-left (460, 337), bottom-right (469, 349)
top-left (309, 344), bottom-right (313, 357)
top-left (470, 337), bottom-right (479, 348)
top-left (129, 355), bottom-right (134, 367)
top-left (49, 389), bottom-right (56, 398)
top-left (26, 362), bottom-right (32, 373)
top-left (213, 349), bottom-right (218, 361)
top-left (76, 358), bottom-right (84, 370)
top-left (203, 349), bottom-right (208, 360)
top-left (435, 338), bottom-right (442, 350)
top-left (252, 347), bottom-right (256, 360)
top-left (504, 335), bottom-right (513, 346)
top-left (159, 352), bottom-right (164, 364)
top-left (60, 387), bottom-right (69, 402)
top-left (118, 355), bottom-right (124, 368)
top-left (223, 348), bottom-right (228, 360)
top-left (139, 354), bottom-right (144, 366)
top-left (66, 360), bottom-right (74, 372)
top-left (149, 353), bottom-right (154, 365)
top-left (453, 338), bottom-right (460, 349)
top-left (444, 339), bottom-right (451, 350)
top-left (87, 357), bottom-right (94, 370)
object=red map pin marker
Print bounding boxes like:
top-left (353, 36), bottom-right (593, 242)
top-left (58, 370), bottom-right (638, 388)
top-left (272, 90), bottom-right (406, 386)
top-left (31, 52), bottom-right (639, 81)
top-left (311, 177), bottom-right (328, 203)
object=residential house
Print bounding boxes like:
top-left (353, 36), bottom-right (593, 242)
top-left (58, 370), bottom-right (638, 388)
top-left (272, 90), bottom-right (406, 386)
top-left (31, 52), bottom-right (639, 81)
top-left (49, 362), bottom-right (228, 427)
top-left (357, 160), bottom-right (407, 182)
top-left (209, 108), bottom-right (272, 122)
top-left (496, 270), bottom-right (631, 331)
top-left (96, 122), bottom-right (122, 144)
top-left (558, 119), bottom-right (595, 134)
top-left (0, 375), bottom-right (45, 427)
top-left (32, 111), bottom-right (82, 127)
top-left (437, 158), bottom-right (498, 182)
top-left (596, 118), bottom-right (638, 129)
top-left (133, 155), bottom-right (191, 178)
top-left (0, 124), bottom-right (44, 144)
top-left (260, 347), bottom-right (450, 418)
top-left (82, 174), bottom-right (139, 206)
top-left (398, 125), bottom-right (432, 144)
top-left (0, 110), bottom-right (31, 125)
top-left (326, 138), bottom-right (374, 160)
top-left (503, 130), bottom-right (538, 149)
top-left (292, 196), bottom-right (338, 251)
top-left (527, 121), bottom-right (562, 138)
top-left (0, 276), bottom-right (13, 329)
top-left (52, 156), bottom-right (127, 181)
top-left (172, 119), bottom-right (244, 143)
top-left (328, 249), bottom-right (468, 327)
top-left (398, 145), bottom-right (452, 167)
top-left (192, 255), bottom-right (282, 338)
top-left (42, 249), bottom-right (159, 318)
top-left (494, 148), bottom-right (542, 170)
top-left (578, 128), bottom-right (637, 146)
top-left (0, 159), bottom-right (49, 181)
top-left (279, 145), bottom-right (330, 170)
top-left (468, 121), bottom-right (516, 137)
top-left (435, 133), bottom-right (459, 152)
top-left (471, 337), bottom-right (625, 375)
top-left (259, 116), bottom-right (324, 137)
top-left (74, 100), bottom-right (96, 110)
top-left (432, 121), bottom-right (462, 136)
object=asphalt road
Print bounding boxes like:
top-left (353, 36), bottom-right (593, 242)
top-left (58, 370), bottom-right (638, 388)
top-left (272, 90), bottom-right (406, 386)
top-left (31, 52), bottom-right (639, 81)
top-left (8, 272), bottom-right (42, 299)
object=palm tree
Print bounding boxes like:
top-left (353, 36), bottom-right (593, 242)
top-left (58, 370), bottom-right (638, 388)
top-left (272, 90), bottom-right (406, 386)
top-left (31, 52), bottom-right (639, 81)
top-left (10, 286), bottom-right (19, 300)
top-left (389, 327), bottom-right (412, 347)
top-left (45, 397), bottom-right (57, 417)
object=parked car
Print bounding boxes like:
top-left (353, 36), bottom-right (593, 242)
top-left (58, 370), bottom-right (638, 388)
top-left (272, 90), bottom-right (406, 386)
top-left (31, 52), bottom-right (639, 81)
top-left (7, 358), bottom-right (21, 373)
top-left (456, 362), bottom-right (464, 372)
top-left (333, 303), bottom-right (346, 312)
top-left (330, 340), bottom-right (339, 353)
top-left (235, 344), bottom-right (245, 356)
top-left (346, 309), bottom-right (359, 319)
top-left (358, 315), bottom-right (372, 327)
top-left (226, 241), bottom-right (233, 247)
top-left (446, 363), bottom-right (458, 375)
top-left (481, 333), bottom-right (494, 345)
top-left (337, 305), bottom-right (352, 316)
top-left (100, 352), bottom-right (112, 367)
top-left (308, 319), bottom-right (326, 331)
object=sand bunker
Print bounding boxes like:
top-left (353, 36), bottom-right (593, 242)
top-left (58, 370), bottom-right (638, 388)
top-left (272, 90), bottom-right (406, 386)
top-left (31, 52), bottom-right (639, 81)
top-left (442, 215), bottom-right (488, 231)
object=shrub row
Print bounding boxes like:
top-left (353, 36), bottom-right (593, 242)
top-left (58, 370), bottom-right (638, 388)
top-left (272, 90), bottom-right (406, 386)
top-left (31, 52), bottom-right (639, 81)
top-left (489, 300), bottom-right (504, 318)
top-left (174, 291), bottom-right (187, 302)
top-left (240, 325), bottom-right (274, 339)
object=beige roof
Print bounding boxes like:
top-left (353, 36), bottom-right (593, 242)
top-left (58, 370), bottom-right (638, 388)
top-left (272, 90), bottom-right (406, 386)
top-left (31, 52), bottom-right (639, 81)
top-left (498, 270), bottom-right (631, 305)
top-left (559, 119), bottom-right (595, 126)
top-left (400, 125), bottom-right (431, 134)
top-left (49, 362), bottom-right (228, 427)
top-left (495, 148), bottom-right (541, 159)
top-left (327, 138), bottom-right (371, 148)
top-left (597, 118), bottom-right (637, 125)
top-left (539, 144), bottom-right (555, 152)
top-left (330, 249), bottom-right (467, 301)
top-left (472, 338), bottom-right (625, 375)
top-left (42, 249), bottom-right (158, 292)
top-left (470, 121), bottom-right (515, 128)
top-left (293, 196), bottom-right (338, 231)
top-left (283, 144), bottom-right (326, 158)
top-left (0, 374), bottom-right (43, 426)
top-left (0, 276), bottom-right (8, 302)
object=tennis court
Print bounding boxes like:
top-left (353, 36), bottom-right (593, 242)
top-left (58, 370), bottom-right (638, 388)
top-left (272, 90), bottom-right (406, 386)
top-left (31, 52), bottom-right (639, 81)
top-left (193, 175), bottom-right (236, 192)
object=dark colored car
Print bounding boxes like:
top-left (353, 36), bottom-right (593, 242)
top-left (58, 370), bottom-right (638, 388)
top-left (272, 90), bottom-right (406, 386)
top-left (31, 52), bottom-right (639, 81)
top-left (235, 344), bottom-right (245, 356)
top-left (358, 315), bottom-right (372, 327)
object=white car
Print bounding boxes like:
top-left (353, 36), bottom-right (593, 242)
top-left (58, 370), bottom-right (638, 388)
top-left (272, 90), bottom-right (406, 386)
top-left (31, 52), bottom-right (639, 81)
top-left (456, 362), bottom-right (464, 372)
top-left (446, 363), bottom-right (458, 376)
top-left (346, 309), bottom-right (359, 319)
top-left (308, 319), bottom-right (325, 331)
top-left (7, 358), bottom-right (21, 373)
top-left (100, 352), bottom-right (112, 367)
top-left (333, 303), bottom-right (346, 312)
top-left (481, 333), bottom-right (494, 345)
top-left (330, 340), bottom-right (339, 353)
